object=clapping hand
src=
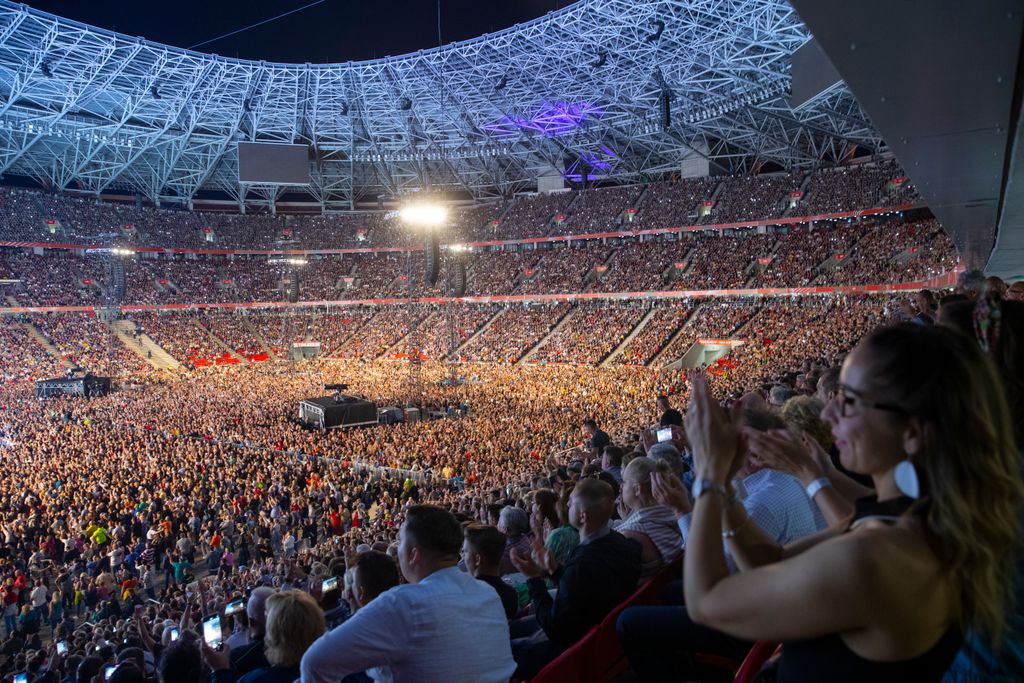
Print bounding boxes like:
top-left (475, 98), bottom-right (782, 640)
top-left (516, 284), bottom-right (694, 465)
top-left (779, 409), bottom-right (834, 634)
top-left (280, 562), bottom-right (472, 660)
top-left (510, 547), bottom-right (544, 579)
top-left (651, 472), bottom-right (691, 518)
top-left (746, 429), bottom-right (824, 485)
top-left (684, 372), bottom-right (745, 485)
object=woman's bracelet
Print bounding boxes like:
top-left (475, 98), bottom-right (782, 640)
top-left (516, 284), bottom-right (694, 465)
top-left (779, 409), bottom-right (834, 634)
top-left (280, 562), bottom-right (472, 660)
top-left (722, 500), bottom-right (751, 538)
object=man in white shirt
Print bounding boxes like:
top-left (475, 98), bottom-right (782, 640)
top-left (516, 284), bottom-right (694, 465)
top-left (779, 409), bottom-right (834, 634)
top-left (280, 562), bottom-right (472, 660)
top-left (30, 580), bottom-right (47, 622)
top-left (300, 505), bottom-right (515, 683)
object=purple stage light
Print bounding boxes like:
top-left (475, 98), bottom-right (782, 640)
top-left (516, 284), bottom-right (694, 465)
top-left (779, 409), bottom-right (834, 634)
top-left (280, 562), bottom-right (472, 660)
top-left (480, 101), bottom-right (604, 138)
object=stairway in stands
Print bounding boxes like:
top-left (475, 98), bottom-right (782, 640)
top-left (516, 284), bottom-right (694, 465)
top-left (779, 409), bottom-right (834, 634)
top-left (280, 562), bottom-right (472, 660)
top-left (110, 320), bottom-right (181, 371)
top-left (600, 308), bottom-right (659, 367)
top-left (192, 319), bottom-right (248, 364)
top-left (449, 308), bottom-right (504, 359)
top-left (22, 322), bottom-right (73, 368)
top-left (519, 306), bottom-right (574, 365)
top-left (241, 317), bottom-right (279, 360)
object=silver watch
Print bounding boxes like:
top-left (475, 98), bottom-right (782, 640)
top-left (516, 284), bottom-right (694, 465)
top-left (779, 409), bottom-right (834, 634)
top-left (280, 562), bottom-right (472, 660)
top-left (691, 478), bottom-right (727, 500)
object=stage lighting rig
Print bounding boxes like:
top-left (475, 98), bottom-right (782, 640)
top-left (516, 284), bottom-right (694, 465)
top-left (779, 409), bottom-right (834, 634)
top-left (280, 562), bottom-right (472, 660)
top-left (400, 203), bottom-right (448, 228)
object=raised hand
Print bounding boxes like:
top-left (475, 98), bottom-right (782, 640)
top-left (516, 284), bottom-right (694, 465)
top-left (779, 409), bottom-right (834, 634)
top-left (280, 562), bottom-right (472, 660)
top-left (684, 372), bottom-right (744, 484)
top-left (746, 428), bottom-right (824, 484)
top-left (510, 547), bottom-right (544, 579)
top-left (651, 471), bottom-right (691, 518)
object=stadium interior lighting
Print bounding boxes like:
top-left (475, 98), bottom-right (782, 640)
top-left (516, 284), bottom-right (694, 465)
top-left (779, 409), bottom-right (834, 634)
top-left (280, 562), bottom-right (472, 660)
top-left (400, 204), bottom-right (448, 227)
top-left (112, 248), bottom-right (135, 256)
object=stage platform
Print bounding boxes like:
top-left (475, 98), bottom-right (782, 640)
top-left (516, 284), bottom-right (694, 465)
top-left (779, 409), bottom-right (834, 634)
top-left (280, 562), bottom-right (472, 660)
top-left (35, 374), bottom-right (111, 399)
top-left (298, 395), bottom-right (378, 429)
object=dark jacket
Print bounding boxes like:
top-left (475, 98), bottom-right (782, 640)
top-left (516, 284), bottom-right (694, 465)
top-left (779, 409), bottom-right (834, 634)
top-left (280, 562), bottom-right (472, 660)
top-left (210, 664), bottom-right (300, 683)
top-left (477, 574), bottom-right (520, 620)
top-left (526, 529), bottom-right (641, 647)
top-left (230, 637), bottom-right (269, 679)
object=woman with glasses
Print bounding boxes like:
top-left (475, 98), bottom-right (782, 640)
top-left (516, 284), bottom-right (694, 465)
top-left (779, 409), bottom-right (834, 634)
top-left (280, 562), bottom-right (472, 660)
top-left (670, 323), bottom-right (1023, 681)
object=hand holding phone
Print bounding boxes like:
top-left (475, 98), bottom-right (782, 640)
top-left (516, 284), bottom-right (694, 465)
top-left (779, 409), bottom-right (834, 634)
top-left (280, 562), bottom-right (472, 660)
top-left (202, 614), bottom-right (223, 651)
top-left (56, 640), bottom-right (68, 655)
top-left (104, 665), bottom-right (118, 681)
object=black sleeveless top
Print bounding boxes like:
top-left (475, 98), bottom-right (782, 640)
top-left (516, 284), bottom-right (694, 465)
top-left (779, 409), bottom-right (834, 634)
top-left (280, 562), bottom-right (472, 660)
top-left (775, 496), bottom-right (962, 682)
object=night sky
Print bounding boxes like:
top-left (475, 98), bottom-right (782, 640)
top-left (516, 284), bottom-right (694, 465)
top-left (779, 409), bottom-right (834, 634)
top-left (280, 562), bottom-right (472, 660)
top-left (23, 0), bottom-right (566, 63)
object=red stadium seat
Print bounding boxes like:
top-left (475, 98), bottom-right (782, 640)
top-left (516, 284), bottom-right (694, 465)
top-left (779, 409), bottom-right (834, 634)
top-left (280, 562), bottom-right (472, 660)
top-left (733, 641), bottom-right (782, 683)
top-left (526, 623), bottom-right (599, 683)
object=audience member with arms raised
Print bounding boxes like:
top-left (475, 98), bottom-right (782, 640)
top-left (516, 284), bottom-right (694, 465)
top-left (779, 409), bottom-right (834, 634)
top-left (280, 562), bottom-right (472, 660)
top-left (681, 326), bottom-right (1023, 682)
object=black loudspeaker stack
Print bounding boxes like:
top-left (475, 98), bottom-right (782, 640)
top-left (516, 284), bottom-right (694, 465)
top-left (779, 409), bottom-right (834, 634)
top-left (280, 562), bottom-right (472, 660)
top-left (286, 271), bottom-right (300, 303)
top-left (451, 260), bottom-right (466, 297)
top-left (425, 235), bottom-right (440, 287)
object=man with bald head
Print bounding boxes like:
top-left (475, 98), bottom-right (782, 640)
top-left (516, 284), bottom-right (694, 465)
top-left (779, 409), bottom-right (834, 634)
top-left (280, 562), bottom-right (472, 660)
top-left (229, 585), bottom-right (276, 677)
top-left (509, 478), bottom-right (641, 678)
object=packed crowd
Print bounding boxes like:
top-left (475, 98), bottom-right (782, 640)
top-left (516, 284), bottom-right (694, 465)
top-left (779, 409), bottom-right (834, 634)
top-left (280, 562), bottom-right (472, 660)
top-left (459, 304), bottom-right (571, 364)
top-left (0, 159), bottom-right (924, 254)
top-left (0, 216), bottom-right (958, 310)
top-left (549, 186), bottom-right (643, 236)
top-left (612, 306), bottom-right (695, 367)
top-left (332, 308), bottom-right (426, 360)
top-left (529, 305), bottom-right (647, 365)
top-left (825, 219), bottom-right (957, 285)
top-left (29, 314), bottom-right (149, 377)
top-left (703, 172), bottom-right (804, 225)
top-left (631, 177), bottom-right (720, 230)
top-left (0, 317), bottom-right (64, 384)
top-left (798, 159), bottom-right (914, 215)
top-left (0, 268), bottom-right (1018, 683)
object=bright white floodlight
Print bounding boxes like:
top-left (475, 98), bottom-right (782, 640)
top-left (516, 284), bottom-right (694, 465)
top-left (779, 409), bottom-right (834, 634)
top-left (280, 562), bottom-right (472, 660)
top-left (400, 203), bottom-right (447, 227)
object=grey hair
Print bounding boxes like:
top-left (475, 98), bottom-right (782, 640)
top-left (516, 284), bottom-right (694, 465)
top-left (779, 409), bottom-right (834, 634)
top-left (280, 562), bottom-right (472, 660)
top-left (498, 506), bottom-right (530, 537)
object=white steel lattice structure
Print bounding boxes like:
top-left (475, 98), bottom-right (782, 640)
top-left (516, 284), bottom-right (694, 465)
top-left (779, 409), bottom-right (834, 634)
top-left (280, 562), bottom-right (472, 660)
top-left (0, 0), bottom-right (884, 211)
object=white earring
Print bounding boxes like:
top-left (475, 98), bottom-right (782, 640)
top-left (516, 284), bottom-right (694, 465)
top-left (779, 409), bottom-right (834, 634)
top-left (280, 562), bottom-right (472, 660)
top-left (894, 459), bottom-right (920, 499)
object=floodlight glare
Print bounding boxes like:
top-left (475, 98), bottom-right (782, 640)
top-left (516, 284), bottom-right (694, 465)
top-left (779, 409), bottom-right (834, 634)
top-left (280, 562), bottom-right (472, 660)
top-left (400, 204), bottom-right (447, 227)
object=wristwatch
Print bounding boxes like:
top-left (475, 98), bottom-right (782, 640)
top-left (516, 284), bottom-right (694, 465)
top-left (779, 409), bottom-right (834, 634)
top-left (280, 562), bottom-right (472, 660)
top-left (691, 478), bottom-right (727, 500)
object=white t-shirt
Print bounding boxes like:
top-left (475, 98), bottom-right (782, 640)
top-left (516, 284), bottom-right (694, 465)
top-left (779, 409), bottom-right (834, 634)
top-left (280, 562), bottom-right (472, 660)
top-left (30, 585), bottom-right (47, 608)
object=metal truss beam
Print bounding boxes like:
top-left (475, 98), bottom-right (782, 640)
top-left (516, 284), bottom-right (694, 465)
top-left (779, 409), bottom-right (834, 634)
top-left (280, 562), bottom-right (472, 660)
top-left (0, 0), bottom-right (888, 212)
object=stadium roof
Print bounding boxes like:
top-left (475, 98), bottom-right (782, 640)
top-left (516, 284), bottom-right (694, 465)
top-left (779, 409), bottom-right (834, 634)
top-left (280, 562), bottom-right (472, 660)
top-left (0, 0), bottom-right (884, 210)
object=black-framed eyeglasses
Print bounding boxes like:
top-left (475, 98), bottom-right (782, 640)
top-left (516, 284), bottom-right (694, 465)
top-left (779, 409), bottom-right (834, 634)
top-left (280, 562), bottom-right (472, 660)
top-left (836, 384), bottom-right (907, 418)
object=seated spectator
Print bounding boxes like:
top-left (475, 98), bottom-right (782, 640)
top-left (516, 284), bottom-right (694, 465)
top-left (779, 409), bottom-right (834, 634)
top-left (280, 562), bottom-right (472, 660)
top-left (768, 385), bottom-right (797, 408)
top-left (508, 478), bottom-right (641, 679)
top-left (614, 457), bottom-right (683, 580)
top-left (528, 488), bottom-right (579, 575)
top-left (229, 587), bottom-right (275, 678)
top-left (616, 408), bottom-right (828, 682)
top-left (300, 505), bottom-right (515, 683)
top-left (462, 524), bottom-right (519, 619)
top-left (158, 640), bottom-right (203, 683)
top-left (682, 327), bottom-right (1023, 681)
top-left (346, 550), bottom-right (400, 616)
top-left (496, 506), bottom-right (532, 576)
top-left (601, 445), bottom-right (625, 484)
top-left (206, 590), bottom-right (325, 683)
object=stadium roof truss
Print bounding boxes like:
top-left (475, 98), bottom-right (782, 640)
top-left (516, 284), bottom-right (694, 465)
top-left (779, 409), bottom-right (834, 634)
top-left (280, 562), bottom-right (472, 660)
top-left (0, 0), bottom-right (885, 210)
